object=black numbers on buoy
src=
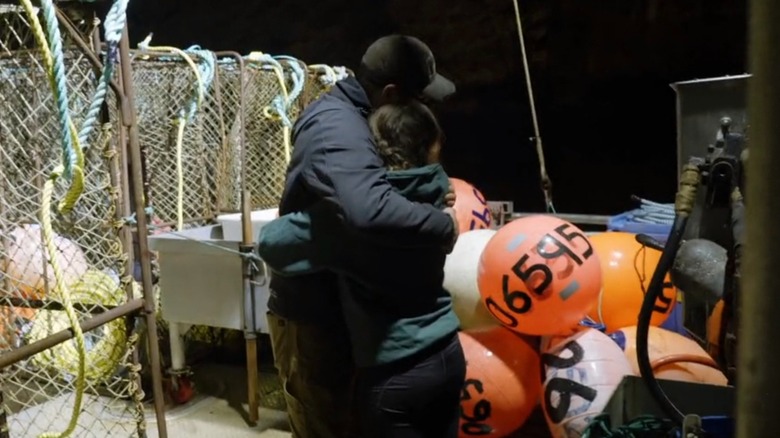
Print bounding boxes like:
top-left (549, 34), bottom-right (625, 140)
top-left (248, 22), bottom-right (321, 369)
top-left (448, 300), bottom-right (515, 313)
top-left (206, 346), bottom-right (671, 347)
top-left (549, 224), bottom-right (594, 263)
top-left (501, 274), bottom-right (532, 314)
top-left (541, 340), bottom-right (598, 424)
top-left (652, 281), bottom-right (675, 313)
top-left (511, 254), bottom-right (553, 296)
top-left (542, 340), bottom-right (584, 369)
top-left (497, 223), bottom-right (595, 317)
top-left (469, 188), bottom-right (491, 230)
top-left (485, 295), bottom-right (520, 328)
top-left (460, 378), bottom-right (494, 436)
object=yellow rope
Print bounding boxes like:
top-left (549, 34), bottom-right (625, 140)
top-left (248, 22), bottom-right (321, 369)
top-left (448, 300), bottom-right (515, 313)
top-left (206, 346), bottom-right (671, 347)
top-left (19, 0), bottom-right (85, 215)
top-left (19, 1), bottom-right (88, 436)
top-left (137, 36), bottom-right (205, 231)
top-left (28, 270), bottom-right (128, 381)
top-left (137, 38), bottom-right (211, 344)
top-left (247, 52), bottom-right (293, 165)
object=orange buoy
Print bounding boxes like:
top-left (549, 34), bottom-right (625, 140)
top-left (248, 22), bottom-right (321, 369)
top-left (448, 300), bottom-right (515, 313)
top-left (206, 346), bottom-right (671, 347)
top-left (586, 232), bottom-right (677, 333)
top-left (541, 328), bottom-right (633, 437)
top-left (450, 178), bottom-right (492, 233)
top-left (617, 326), bottom-right (727, 386)
top-left (477, 215), bottom-right (602, 336)
top-left (458, 327), bottom-right (541, 437)
top-left (706, 300), bottom-right (725, 358)
top-left (1, 225), bottom-right (89, 347)
top-left (2, 224), bottom-right (89, 300)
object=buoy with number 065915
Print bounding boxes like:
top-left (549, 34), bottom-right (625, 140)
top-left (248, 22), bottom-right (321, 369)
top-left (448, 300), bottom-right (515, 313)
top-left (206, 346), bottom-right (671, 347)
top-left (541, 328), bottom-right (632, 438)
top-left (458, 327), bottom-right (541, 438)
top-left (450, 178), bottom-right (492, 233)
top-left (477, 215), bottom-right (602, 336)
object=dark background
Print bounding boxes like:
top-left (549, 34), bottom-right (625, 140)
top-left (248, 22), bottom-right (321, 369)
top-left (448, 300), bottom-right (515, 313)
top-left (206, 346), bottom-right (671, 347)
top-left (124, 0), bottom-right (748, 215)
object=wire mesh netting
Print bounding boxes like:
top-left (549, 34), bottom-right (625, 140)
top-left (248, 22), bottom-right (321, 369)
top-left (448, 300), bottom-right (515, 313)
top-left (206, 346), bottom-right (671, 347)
top-left (131, 53), bottom-right (320, 224)
top-left (223, 59), bottom-right (299, 211)
top-left (131, 53), bottom-right (223, 227)
top-left (129, 54), bottom-right (349, 350)
top-left (0, 7), bottom-right (146, 438)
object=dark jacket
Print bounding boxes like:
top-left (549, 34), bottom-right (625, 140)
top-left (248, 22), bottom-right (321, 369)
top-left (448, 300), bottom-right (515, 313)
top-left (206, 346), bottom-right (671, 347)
top-left (258, 164), bottom-right (460, 367)
top-left (267, 77), bottom-right (455, 325)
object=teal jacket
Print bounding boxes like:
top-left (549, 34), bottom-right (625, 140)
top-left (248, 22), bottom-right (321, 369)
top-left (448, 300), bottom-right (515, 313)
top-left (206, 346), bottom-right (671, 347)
top-left (257, 163), bottom-right (460, 367)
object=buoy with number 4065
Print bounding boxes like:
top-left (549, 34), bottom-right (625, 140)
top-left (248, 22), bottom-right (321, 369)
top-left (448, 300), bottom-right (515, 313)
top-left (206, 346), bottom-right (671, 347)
top-left (477, 215), bottom-right (602, 336)
top-left (541, 328), bottom-right (633, 438)
top-left (458, 327), bottom-right (541, 438)
top-left (450, 178), bottom-right (492, 233)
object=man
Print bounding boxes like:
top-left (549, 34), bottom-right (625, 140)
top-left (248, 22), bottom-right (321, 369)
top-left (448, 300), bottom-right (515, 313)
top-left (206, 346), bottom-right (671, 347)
top-left (266, 35), bottom-right (459, 438)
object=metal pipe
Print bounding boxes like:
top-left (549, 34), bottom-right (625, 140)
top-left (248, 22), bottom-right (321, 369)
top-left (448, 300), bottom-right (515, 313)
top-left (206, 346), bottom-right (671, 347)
top-left (215, 50), bottom-right (261, 426)
top-left (0, 299), bottom-right (143, 369)
top-left (110, 37), bottom-right (147, 438)
top-left (132, 215), bottom-right (213, 231)
top-left (737, 0), bottom-right (780, 436)
top-left (0, 297), bottom-right (118, 313)
top-left (211, 53), bottom-right (229, 215)
top-left (119, 25), bottom-right (169, 438)
top-left (0, 384), bottom-right (8, 438)
top-left (510, 212), bottom-right (611, 226)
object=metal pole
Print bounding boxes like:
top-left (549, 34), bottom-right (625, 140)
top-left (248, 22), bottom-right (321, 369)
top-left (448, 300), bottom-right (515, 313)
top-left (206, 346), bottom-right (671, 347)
top-left (220, 50), bottom-right (260, 426)
top-left (0, 299), bottom-right (144, 369)
top-left (737, 0), bottom-right (780, 436)
top-left (118, 26), bottom-right (169, 438)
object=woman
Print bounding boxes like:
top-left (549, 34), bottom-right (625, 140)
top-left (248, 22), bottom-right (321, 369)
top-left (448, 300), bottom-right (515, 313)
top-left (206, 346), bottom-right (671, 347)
top-left (257, 101), bottom-right (465, 437)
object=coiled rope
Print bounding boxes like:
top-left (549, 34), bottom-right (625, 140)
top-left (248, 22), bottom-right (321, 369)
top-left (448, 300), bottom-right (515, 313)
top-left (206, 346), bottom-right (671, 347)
top-left (582, 414), bottom-right (678, 437)
top-left (630, 196), bottom-right (676, 226)
top-left (308, 64), bottom-right (349, 87)
top-left (19, 0), bottom-right (127, 436)
top-left (27, 126), bottom-right (132, 386)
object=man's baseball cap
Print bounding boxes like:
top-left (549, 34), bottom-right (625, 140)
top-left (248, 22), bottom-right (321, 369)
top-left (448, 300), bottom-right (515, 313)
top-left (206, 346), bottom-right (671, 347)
top-left (359, 35), bottom-right (456, 102)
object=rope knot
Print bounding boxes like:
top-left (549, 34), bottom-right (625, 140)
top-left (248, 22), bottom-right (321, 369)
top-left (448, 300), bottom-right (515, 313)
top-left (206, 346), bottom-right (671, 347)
top-left (675, 163), bottom-right (701, 217)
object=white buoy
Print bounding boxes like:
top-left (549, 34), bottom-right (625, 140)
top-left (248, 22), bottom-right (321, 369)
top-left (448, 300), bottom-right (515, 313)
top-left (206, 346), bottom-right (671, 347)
top-left (443, 229), bottom-right (499, 330)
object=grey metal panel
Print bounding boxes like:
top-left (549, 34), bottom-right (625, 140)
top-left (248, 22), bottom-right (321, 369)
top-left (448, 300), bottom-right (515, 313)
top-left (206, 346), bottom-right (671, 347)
top-left (671, 74), bottom-right (750, 178)
top-left (149, 225), bottom-right (270, 333)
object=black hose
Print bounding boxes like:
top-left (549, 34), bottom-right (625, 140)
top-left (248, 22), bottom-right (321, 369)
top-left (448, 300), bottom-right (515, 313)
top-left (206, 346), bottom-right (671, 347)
top-left (635, 215), bottom-right (688, 424)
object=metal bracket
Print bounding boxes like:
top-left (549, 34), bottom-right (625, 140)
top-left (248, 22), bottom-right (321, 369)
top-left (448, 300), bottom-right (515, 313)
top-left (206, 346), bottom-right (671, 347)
top-left (682, 414), bottom-right (703, 438)
top-left (487, 201), bottom-right (514, 227)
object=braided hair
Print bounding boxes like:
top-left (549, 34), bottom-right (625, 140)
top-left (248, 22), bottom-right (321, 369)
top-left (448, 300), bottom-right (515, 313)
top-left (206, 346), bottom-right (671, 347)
top-left (369, 100), bottom-right (443, 171)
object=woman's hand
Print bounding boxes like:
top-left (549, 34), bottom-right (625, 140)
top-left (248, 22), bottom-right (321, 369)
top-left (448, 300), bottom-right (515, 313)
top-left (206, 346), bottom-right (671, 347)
top-left (445, 184), bottom-right (457, 207)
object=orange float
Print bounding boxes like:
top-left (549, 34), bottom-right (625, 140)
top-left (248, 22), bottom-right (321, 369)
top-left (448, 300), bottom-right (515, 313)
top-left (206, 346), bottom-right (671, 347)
top-left (616, 326), bottom-right (727, 386)
top-left (477, 215), bottom-right (602, 336)
top-left (706, 300), bottom-right (725, 358)
top-left (458, 327), bottom-right (541, 437)
top-left (586, 232), bottom-right (677, 333)
top-left (541, 328), bottom-right (633, 437)
top-left (450, 178), bottom-right (492, 233)
top-left (2, 224), bottom-right (89, 300)
top-left (1, 225), bottom-right (89, 345)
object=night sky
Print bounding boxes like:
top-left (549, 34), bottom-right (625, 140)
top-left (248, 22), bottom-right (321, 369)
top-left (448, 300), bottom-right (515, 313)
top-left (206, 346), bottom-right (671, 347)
top-left (124, 0), bottom-right (749, 216)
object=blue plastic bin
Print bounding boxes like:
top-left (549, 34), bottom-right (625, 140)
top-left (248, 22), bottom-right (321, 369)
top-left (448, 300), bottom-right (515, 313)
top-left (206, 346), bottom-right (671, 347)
top-left (660, 293), bottom-right (687, 336)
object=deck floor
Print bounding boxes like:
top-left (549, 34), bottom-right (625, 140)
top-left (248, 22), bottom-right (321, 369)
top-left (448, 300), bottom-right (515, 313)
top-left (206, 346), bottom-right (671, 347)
top-left (9, 360), bottom-right (552, 437)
